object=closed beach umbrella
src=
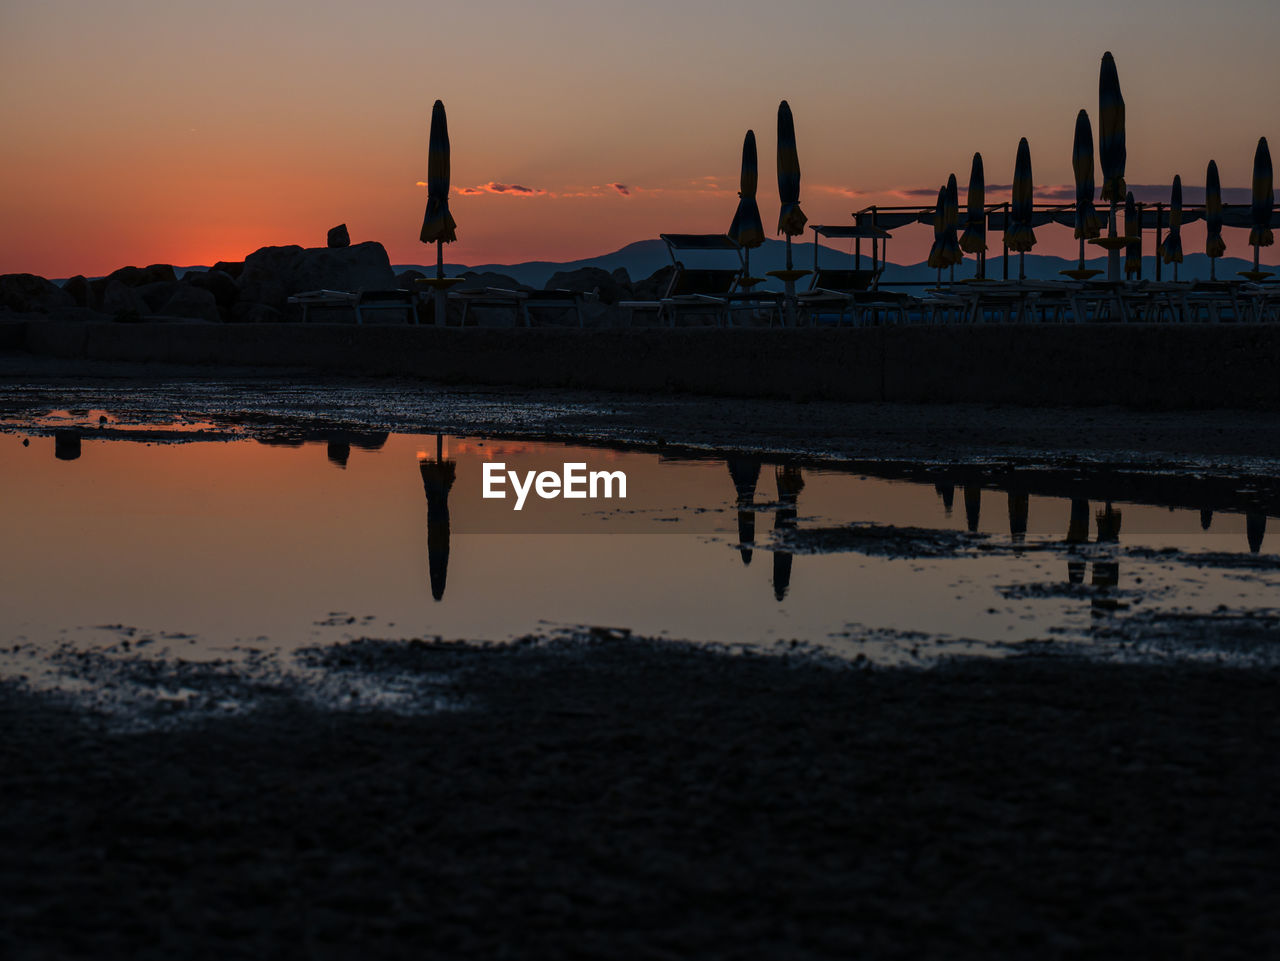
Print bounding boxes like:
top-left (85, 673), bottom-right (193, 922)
top-left (960, 152), bottom-right (987, 254)
top-left (776, 101), bottom-right (807, 239)
top-left (1098, 52), bottom-right (1126, 204)
top-left (944, 173), bottom-right (963, 269)
top-left (728, 130), bottom-right (765, 250)
top-left (775, 100), bottom-right (807, 325)
top-left (1124, 191), bottom-right (1142, 278)
top-left (728, 130), bottom-right (765, 281)
top-left (1072, 109), bottom-right (1101, 239)
top-left (420, 100), bottom-right (457, 250)
top-left (1205, 160), bottom-right (1226, 273)
top-left (1162, 175), bottom-right (1184, 277)
top-left (927, 186), bottom-right (949, 270)
top-left (1249, 136), bottom-right (1274, 250)
top-left (1005, 138), bottom-right (1036, 279)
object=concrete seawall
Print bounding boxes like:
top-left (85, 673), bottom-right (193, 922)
top-left (10, 320), bottom-right (1280, 409)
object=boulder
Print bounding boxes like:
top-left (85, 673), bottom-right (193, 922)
top-left (232, 302), bottom-right (286, 324)
top-left (105, 263), bottom-right (177, 288)
top-left (238, 241), bottom-right (395, 310)
top-left (102, 279), bottom-right (150, 318)
top-left (0, 273), bottom-right (75, 313)
top-left (395, 268), bottom-right (426, 289)
top-left (630, 265), bottom-right (676, 301)
top-left (327, 224), bottom-right (350, 248)
top-left (212, 260), bottom-right (245, 279)
top-left (136, 281), bottom-right (182, 312)
top-left (547, 267), bottom-right (632, 304)
top-left (183, 269), bottom-right (240, 308)
top-left (62, 275), bottom-right (93, 309)
top-left (453, 271), bottom-right (530, 292)
top-left (158, 285), bottom-right (220, 323)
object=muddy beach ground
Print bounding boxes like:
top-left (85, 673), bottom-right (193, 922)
top-left (3, 353), bottom-right (1280, 958)
top-left (4, 640), bottom-right (1280, 960)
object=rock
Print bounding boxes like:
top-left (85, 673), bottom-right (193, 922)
top-left (630, 265), bottom-right (676, 301)
top-left (238, 241), bottom-right (395, 310)
top-left (61, 275), bottom-right (93, 309)
top-left (327, 224), bottom-right (350, 248)
top-left (0, 273), bottom-right (75, 313)
top-left (183, 269), bottom-right (240, 309)
top-left (102, 279), bottom-right (150, 318)
top-left (158, 285), bottom-right (220, 323)
top-left (453, 271), bottom-right (529, 292)
top-left (105, 263), bottom-right (177, 288)
top-left (545, 267), bottom-right (631, 304)
top-left (611, 267), bottom-right (632, 287)
top-left (212, 260), bottom-right (244, 279)
top-left (395, 269), bottom-right (426, 289)
top-left (232, 302), bottom-right (285, 324)
top-left (136, 281), bottom-right (182, 312)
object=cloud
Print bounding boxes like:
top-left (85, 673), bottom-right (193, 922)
top-left (607, 182), bottom-right (631, 197)
top-left (480, 182), bottom-right (547, 196)
top-left (815, 185), bottom-right (867, 199)
top-left (455, 186), bottom-right (484, 196)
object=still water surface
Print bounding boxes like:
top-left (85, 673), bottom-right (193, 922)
top-left (2, 424), bottom-right (1277, 667)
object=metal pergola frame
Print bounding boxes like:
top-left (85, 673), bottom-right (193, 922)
top-left (853, 202), bottom-right (1262, 282)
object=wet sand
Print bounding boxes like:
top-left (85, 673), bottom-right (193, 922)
top-left (3, 639), bottom-right (1279, 960)
top-left (3, 353), bottom-right (1280, 468)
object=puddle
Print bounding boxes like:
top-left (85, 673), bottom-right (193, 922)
top-left (2, 416), bottom-right (1279, 705)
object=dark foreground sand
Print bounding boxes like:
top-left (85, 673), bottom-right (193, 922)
top-left (4, 639), bottom-right (1279, 960)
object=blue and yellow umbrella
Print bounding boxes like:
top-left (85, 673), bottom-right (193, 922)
top-left (776, 101), bottom-right (807, 238)
top-left (728, 129), bottom-right (765, 251)
top-left (1072, 109), bottom-right (1101, 239)
top-left (927, 185), bottom-right (961, 271)
top-left (1004, 137), bottom-right (1036, 256)
top-left (959, 152), bottom-right (987, 256)
top-left (1098, 52), bottom-right (1126, 204)
top-left (1205, 159), bottom-right (1226, 263)
top-left (420, 100), bottom-right (457, 249)
top-left (1249, 136), bottom-right (1274, 250)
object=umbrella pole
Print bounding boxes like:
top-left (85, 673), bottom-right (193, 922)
top-left (784, 235), bottom-right (797, 327)
top-left (1107, 203), bottom-right (1121, 282)
top-left (434, 239), bottom-right (447, 327)
top-left (1078, 236), bottom-right (1086, 270)
top-left (1211, 257), bottom-right (1216, 281)
top-left (1255, 246), bottom-right (1261, 274)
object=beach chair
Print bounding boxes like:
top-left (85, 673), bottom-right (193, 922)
top-left (450, 287), bottom-right (586, 327)
top-left (289, 288), bottom-right (415, 324)
top-left (795, 225), bottom-right (886, 325)
top-left (618, 234), bottom-right (744, 326)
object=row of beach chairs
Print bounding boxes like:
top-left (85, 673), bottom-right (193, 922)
top-left (288, 232), bottom-right (1280, 327)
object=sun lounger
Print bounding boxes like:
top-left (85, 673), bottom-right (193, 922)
top-left (618, 233), bottom-right (745, 326)
top-left (289, 288), bottom-right (415, 324)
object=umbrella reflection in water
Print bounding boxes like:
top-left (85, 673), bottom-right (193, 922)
top-left (964, 485), bottom-right (981, 533)
top-left (934, 483), bottom-right (955, 515)
top-left (772, 465), bottom-right (805, 601)
top-left (1246, 513), bottom-right (1266, 554)
top-left (727, 456), bottom-right (762, 566)
top-left (419, 434), bottom-right (456, 602)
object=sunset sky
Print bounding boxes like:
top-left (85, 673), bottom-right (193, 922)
top-left (2, 0), bottom-right (1277, 277)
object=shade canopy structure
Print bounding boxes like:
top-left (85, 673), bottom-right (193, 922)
top-left (1004, 138), bottom-right (1037, 254)
top-left (1072, 109), bottom-right (1101, 239)
top-left (776, 101), bottom-right (807, 238)
top-left (419, 100), bottom-right (457, 248)
top-left (728, 129), bottom-right (765, 250)
top-left (1098, 52), bottom-right (1126, 204)
top-left (1124, 191), bottom-right (1142, 278)
top-left (959, 152), bottom-right (987, 254)
top-left (1250, 136), bottom-right (1274, 249)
